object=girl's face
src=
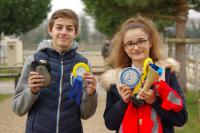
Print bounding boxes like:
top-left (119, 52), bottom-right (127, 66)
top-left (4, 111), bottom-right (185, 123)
top-left (123, 28), bottom-right (152, 66)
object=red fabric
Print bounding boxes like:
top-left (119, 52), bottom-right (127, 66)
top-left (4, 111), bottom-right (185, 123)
top-left (154, 80), bottom-right (183, 112)
top-left (121, 103), bottom-right (163, 133)
top-left (120, 80), bottom-right (183, 133)
top-left (121, 104), bottom-right (138, 133)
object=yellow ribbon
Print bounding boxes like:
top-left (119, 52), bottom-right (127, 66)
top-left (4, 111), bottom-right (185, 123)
top-left (132, 58), bottom-right (153, 95)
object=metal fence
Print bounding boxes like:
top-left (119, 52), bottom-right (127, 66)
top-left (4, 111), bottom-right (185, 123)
top-left (166, 38), bottom-right (200, 94)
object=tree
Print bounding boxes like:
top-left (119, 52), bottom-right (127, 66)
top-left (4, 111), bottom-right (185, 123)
top-left (0, 0), bottom-right (51, 35)
top-left (83, 0), bottom-right (199, 36)
top-left (79, 15), bottom-right (90, 44)
top-left (82, 0), bottom-right (200, 91)
top-left (20, 20), bottom-right (50, 49)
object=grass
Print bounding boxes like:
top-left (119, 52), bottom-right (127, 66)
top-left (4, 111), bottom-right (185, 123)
top-left (175, 91), bottom-right (200, 133)
top-left (0, 67), bottom-right (19, 81)
top-left (0, 78), bottom-right (13, 81)
top-left (0, 94), bottom-right (12, 102)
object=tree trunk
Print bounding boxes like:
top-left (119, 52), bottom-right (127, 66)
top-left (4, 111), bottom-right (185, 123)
top-left (175, 0), bottom-right (188, 92)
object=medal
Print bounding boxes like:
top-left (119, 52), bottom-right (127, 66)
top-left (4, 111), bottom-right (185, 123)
top-left (120, 67), bottom-right (140, 89)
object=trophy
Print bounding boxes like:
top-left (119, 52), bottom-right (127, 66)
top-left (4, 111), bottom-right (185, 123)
top-left (31, 60), bottom-right (51, 87)
top-left (131, 58), bottom-right (163, 107)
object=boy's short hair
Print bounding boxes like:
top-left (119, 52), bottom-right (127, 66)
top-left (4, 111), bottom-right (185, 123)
top-left (48, 9), bottom-right (79, 33)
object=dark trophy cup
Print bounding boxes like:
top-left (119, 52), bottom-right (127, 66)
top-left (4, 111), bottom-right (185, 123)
top-left (31, 60), bottom-right (51, 87)
top-left (132, 63), bottom-right (163, 107)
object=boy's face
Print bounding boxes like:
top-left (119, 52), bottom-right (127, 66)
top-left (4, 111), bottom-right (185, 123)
top-left (48, 18), bottom-right (77, 53)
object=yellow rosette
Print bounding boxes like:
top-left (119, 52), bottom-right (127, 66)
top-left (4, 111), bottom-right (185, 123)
top-left (70, 62), bottom-right (90, 105)
top-left (72, 62), bottom-right (90, 78)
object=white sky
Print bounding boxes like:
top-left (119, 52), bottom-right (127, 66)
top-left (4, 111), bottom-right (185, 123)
top-left (189, 9), bottom-right (200, 19)
top-left (49, 0), bottom-right (85, 17)
top-left (49, 0), bottom-right (96, 32)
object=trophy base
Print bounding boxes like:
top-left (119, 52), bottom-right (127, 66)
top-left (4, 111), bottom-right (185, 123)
top-left (131, 96), bottom-right (144, 107)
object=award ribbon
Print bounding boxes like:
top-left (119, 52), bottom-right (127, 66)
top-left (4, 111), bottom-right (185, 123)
top-left (132, 58), bottom-right (153, 95)
top-left (69, 62), bottom-right (90, 105)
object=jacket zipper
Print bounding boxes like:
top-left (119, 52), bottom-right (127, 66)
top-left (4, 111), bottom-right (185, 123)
top-left (56, 57), bottom-right (64, 133)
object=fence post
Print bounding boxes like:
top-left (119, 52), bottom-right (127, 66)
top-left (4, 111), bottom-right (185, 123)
top-left (194, 45), bottom-right (200, 97)
top-left (198, 99), bottom-right (200, 121)
top-left (14, 74), bottom-right (20, 88)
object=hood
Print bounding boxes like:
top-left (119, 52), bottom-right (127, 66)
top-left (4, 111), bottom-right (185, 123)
top-left (99, 58), bottom-right (180, 91)
top-left (35, 39), bottom-right (79, 52)
top-left (98, 68), bottom-right (122, 92)
top-left (165, 58), bottom-right (180, 72)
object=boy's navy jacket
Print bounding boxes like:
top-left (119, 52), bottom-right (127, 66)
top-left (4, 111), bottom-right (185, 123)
top-left (12, 40), bottom-right (98, 133)
top-left (99, 62), bottom-right (188, 133)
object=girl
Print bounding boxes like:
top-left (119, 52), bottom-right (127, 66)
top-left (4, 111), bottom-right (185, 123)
top-left (99, 16), bottom-right (188, 133)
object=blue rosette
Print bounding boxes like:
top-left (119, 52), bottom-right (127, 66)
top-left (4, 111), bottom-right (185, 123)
top-left (69, 63), bottom-right (90, 105)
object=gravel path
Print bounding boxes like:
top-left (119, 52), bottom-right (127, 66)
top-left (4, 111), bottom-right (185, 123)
top-left (0, 98), bottom-right (26, 133)
top-left (0, 81), bottom-right (15, 94)
top-left (0, 86), bottom-right (114, 133)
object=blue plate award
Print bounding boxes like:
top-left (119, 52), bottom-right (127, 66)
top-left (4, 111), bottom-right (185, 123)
top-left (120, 67), bottom-right (140, 90)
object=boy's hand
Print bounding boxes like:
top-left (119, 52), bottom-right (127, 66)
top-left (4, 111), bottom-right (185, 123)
top-left (119, 85), bottom-right (132, 103)
top-left (83, 72), bottom-right (97, 96)
top-left (28, 71), bottom-right (44, 94)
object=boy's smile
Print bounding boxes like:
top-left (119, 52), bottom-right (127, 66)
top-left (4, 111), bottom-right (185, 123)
top-left (48, 18), bottom-right (77, 53)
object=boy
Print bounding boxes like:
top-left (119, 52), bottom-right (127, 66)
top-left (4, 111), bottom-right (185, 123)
top-left (12, 9), bottom-right (98, 133)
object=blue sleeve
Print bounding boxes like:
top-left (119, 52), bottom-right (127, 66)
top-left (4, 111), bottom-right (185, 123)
top-left (152, 71), bottom-right (188, 126)
top-left (103, 85), bottom-right (128, 130)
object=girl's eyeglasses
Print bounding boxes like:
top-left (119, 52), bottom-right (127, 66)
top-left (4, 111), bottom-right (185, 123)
top-left (124, 38), bottom-right (148, 49)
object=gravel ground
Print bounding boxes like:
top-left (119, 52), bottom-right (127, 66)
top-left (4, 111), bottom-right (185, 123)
top-left (0, 98), bottom-right (26, 133)
top-left (0, 81), bottom-right (15, 94)
top-left (0, 84), bottom-right (114, 133)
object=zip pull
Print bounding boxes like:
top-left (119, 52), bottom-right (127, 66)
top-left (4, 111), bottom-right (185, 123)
top-left (61, 57), bottom-right (63, 65)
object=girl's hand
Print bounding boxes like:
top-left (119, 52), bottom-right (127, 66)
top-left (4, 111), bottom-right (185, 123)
top-left (119, 85), bottom-right (132, 103)
top-left (138, 89), bottom-right (156, 104)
